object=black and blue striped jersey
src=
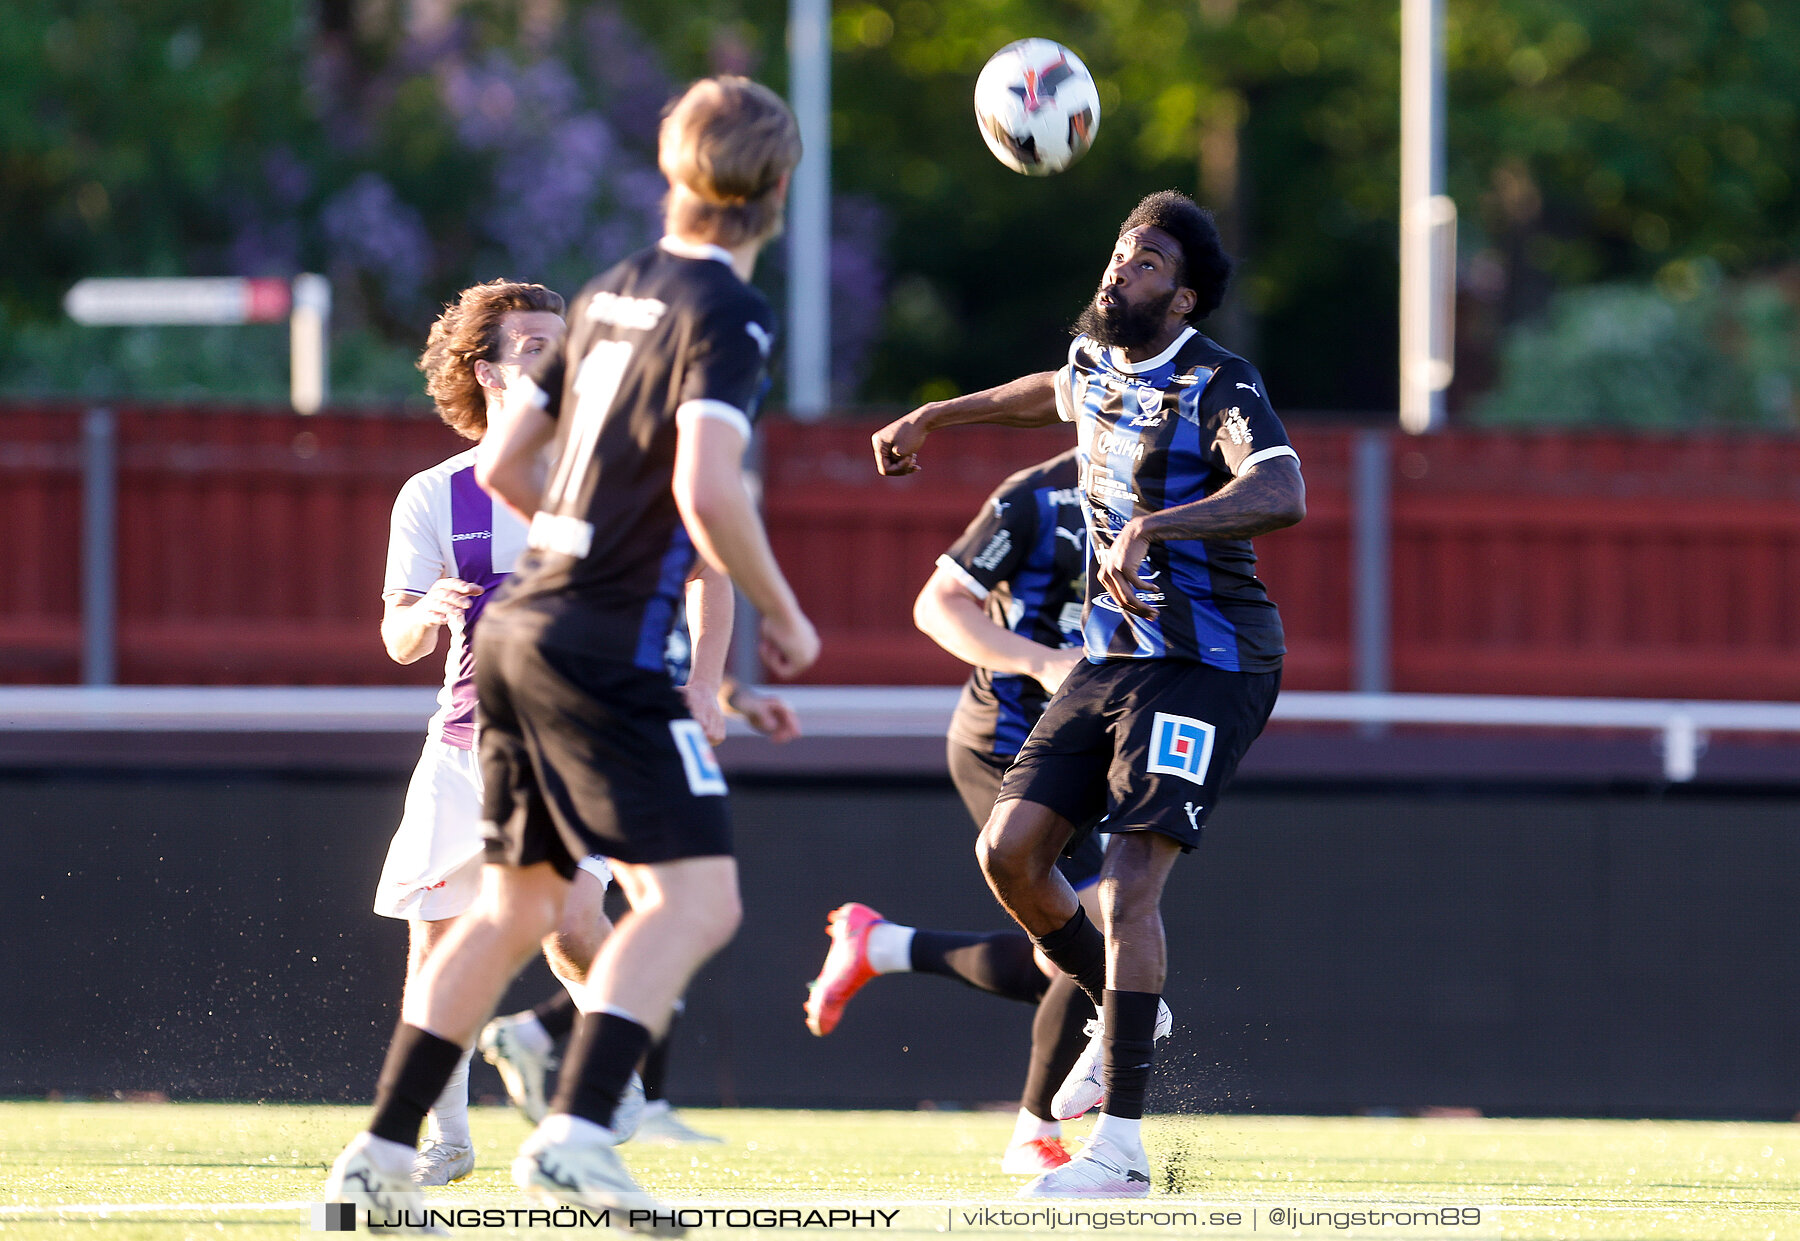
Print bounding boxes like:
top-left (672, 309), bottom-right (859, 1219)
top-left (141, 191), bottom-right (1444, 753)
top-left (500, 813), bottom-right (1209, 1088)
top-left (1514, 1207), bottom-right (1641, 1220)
top-left (1055, 326), bottom-right (1297, 671)
top-left (939, 451), bottom-right (1087, 758)
top-left (490, 238), bottom-right (775, 671)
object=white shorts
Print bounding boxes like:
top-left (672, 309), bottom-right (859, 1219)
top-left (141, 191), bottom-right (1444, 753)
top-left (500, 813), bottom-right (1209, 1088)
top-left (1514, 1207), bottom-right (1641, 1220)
top-left (375, 737), bottom-right (613, 922)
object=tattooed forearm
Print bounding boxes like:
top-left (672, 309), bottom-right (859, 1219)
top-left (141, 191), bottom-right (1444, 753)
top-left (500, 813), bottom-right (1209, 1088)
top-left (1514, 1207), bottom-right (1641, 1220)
top-left (1140, 456), bottom-right (1306, 542)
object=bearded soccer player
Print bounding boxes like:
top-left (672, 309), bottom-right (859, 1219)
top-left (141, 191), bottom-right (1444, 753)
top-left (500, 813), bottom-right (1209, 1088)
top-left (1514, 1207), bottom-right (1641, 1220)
top-left (804, 449), bottom-right (1107, 1175)
top-left (326, 77), bottom-right (816, 1233)
top-left (872, 190), bottom-right (1305, 1198)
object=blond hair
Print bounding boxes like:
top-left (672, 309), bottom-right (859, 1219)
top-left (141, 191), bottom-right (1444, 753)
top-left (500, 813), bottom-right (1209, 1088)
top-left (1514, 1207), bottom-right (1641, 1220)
top-left (659, 77), bottom-right (802, 248)
top-left (417, 279), bottom-right (565, 439)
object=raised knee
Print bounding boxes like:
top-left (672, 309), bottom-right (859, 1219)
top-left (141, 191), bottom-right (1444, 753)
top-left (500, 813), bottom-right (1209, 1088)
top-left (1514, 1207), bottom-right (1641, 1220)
top-left (977, 820), bottom-right (1027, 886)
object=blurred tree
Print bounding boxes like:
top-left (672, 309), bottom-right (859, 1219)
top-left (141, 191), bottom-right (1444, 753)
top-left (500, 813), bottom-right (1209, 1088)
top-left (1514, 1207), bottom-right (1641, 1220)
top-left (2, 0), bottom-right (1797, 419)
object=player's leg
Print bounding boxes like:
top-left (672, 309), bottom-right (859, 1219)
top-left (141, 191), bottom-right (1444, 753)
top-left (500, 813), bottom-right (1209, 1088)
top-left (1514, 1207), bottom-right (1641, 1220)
top-left (1006, 839), bottom-right (1105, 1175)
top-left (371, 737), bottom-right (491, 1189)
top-left (327, 862), bottom-right (570, 1224)
top-left (634, 997), bottom-right (724, 1144)
top-left (405, 916), bottom-right (477, 1186)
top-left (479, 858), bottom-right (615, 1124)
top-left (1026, 663), bottom-right (1281, 1199)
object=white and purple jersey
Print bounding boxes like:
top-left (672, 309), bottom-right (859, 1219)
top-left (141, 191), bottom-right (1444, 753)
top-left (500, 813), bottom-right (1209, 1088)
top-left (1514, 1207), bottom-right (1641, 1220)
top-left (384, 449), bottom-right (526, 749)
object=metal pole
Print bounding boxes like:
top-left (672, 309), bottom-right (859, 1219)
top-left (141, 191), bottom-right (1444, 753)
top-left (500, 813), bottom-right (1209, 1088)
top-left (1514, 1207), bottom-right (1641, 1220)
top-left (1353, 430), bottom-right (1392, 698)
top-left (291, 273), bottom-right (330, 415)
top-left (786, 0), bottom-right (831, 420)
top-left (1399, 0), bottom-right (1454, 433)
top-left (81, 407), bottom-right (117, 687)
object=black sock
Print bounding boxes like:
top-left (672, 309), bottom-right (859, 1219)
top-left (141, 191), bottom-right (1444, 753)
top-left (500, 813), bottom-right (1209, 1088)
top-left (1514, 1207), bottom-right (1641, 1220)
top-left (368, 1022), bottom-right (466, 1147)
top-left (1020, 972), bottom-right (1095, 1119)
top-left (911, 930), bottom-right (1048, 1003)
top-left (1099, 989), bottom-right (1162, 1121)
top-left (551, 1011), bottom-right (652, 1130)
top-left (531, 990), bottom-right (577, 1042)
top-left (641, 999), bottom-right (683, 1104)
top-left (1029, 907), bottom-right (1108, 1009)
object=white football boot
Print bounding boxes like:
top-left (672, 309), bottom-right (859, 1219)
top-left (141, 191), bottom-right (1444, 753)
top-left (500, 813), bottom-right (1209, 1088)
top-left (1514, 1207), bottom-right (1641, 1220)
top-left (513, 1115), bottom-right (683, 1236)
top-left (410, 1139), bottom-right (475, 1186)
top-left (633, 1100), bottom-right (725, 1145)
top-left (324, 1132), bottom-right (445, 1234)
top-left (1018, 1138), bottom-right (1152, 1199)
top-left (1051, 999), bottom-right (1173, 1120)
top-left (477, 1013), bottom-right (554, 1123)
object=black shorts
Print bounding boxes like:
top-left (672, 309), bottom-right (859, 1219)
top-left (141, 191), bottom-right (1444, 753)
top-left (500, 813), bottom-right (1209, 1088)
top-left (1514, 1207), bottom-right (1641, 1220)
top-left (946, 741), bottom-right (1105, 890)
top-left (475, 625), bottom-right (732, 875)
top-left (998, 659), bottom-right (1280, 851)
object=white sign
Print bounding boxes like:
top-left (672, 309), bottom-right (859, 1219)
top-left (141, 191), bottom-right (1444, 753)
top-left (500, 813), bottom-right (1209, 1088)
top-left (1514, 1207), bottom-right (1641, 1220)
top-left (64, 277), bottom-right (292, 326)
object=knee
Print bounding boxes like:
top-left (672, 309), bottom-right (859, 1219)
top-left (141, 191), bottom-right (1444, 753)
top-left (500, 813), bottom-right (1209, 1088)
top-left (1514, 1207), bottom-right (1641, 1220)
top-left (977, 819), bottom-right (1030, 888)
top-left (692, 887), bottom-right (742, 954)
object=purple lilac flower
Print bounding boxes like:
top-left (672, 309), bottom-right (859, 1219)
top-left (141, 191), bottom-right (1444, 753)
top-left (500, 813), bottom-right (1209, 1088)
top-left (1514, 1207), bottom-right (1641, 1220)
top-left (321, 172), bottom-right (433, 308)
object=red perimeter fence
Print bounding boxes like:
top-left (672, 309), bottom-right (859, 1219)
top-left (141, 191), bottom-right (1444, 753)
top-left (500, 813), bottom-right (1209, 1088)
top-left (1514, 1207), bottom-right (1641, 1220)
top-left (5, 403), bottom-right (1800, 699)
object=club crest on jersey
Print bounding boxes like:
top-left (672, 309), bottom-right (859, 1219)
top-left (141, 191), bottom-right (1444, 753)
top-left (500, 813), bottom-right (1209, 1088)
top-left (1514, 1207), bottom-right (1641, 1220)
top-left (670, 720), bottom-right (727, 796)
top-left (1147, 712), bottom-right (1217, 786)
top-left (1221, 407), bottom-right (1253, 446)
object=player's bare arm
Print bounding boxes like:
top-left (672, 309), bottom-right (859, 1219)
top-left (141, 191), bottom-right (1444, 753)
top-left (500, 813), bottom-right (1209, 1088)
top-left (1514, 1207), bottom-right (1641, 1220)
top-left (721, 678), bottom-right (802, 743)
top-left (873, 371), bottom-right (1061, 476)
top-left (672, 413), bottom-right (820, 678)
top-left (913, 566), bottom-right (1082, 694)
top-left (475, 379), bottom-right (557, 522)
top-left (379, 580), bottom-right (485, 664)
top-left (1097, 456), bottom-right (1305, 619)
top-left (682, 562), bottom-right (734, 745)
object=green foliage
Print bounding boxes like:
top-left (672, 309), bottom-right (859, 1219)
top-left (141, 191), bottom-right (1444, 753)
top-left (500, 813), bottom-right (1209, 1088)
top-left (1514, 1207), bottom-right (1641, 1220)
top-left (3, 0), bottom-right (1799, 415)
top-left (1473, 273), bottom-right (1800, 428)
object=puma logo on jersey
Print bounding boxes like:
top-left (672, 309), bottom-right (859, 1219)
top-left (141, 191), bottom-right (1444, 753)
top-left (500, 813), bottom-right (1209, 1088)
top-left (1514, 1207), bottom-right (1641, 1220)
top-left (1221, 407), bottom-right (1253, 446)
top-left (1055, 526), bottom-right (1085, 550)
top-left (1236, 380), bottom-right (1262, 397)
top-left (744, 321), bottom-right (773, 357)
top-left (585, 291), bottom-right (667, 331)
top-left (1185, 801), bottom-right (1204, 832)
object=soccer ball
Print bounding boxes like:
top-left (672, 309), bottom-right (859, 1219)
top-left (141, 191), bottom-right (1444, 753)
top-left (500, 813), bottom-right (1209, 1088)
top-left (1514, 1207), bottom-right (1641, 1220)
top-left (973, 39), bottom-right (1101, 176)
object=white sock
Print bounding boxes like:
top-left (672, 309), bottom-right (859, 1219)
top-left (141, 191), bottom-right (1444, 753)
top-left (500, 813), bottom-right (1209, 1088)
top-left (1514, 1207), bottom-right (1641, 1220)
top-left (865, 922), bottom-right (915, 974)
top-left (538, 1111), bottom-right (615, 1146)
top-left (425, 1047), bottom-right (474, 1148)
top-left (1089, 1112), bottom-right (1144, 1160)
top-left (360, 1132), bottom-right (418, 1174)
top-left (1009, 1107), bottom-right (1060, 1146)
top-left (511, 1014), bottom-right (555, 1059)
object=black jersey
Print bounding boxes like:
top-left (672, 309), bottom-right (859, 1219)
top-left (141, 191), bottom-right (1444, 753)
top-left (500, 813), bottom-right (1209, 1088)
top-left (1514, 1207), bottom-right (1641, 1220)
top-left (941, 451), bottom-right (1087, 758)
top-left (1055, 326), bottom-right (1296, 671)
top-left (489, 239), bottom-right (776, 669)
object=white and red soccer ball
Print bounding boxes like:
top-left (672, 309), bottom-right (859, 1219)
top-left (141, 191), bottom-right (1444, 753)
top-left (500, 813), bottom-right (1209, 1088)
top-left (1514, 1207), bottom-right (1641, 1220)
top-left (973, 38), bottom-right (1102, 176)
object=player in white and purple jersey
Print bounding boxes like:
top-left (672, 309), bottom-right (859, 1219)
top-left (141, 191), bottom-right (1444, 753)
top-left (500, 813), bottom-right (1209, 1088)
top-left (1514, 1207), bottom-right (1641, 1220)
top-left (873, 191), bottom-right (1306, 1198)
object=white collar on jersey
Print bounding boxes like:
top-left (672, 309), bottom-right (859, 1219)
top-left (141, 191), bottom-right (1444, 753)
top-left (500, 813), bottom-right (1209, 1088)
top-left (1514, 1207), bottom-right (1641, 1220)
top-left (659, 236), bottom-right (735, 266)
top-left (1108, 325), bottom-right (1197, 375)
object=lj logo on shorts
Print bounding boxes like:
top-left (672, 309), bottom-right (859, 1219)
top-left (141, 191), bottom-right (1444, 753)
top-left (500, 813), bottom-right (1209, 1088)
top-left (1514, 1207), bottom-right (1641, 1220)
top-left (670, 720), bottom-right (728, 797)
top-left (1146, 712), bottom-right (1216, 786)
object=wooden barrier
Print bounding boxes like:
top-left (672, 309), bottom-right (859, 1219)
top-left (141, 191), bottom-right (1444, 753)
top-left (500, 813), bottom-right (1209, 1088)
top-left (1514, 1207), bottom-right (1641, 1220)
top-left (2, 404), bottom-right (1796, 699)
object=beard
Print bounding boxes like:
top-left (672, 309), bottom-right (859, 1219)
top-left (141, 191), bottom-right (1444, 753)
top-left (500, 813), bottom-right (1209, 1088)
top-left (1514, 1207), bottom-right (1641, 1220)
top-left (1071, 286), bottom-right (1177, 350)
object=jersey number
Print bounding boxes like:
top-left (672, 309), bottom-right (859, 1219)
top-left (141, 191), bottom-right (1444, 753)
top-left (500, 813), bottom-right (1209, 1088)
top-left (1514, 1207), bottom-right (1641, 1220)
top-left (543, 339), bottom-right (635, 516)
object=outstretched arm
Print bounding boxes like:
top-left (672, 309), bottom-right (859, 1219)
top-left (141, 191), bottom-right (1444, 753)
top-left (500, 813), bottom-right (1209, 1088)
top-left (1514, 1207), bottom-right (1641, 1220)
top-left (913, 566), bottom-right (1081, 694)
top-left (872, 371), bottom-right (1060, 476)
top-left (1096, 456), bottom-right (1306, 620)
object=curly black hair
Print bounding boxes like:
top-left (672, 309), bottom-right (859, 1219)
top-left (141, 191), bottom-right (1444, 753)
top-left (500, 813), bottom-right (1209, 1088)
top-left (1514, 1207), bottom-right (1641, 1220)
top-left (1118, 190), bottom-right (1233, 323)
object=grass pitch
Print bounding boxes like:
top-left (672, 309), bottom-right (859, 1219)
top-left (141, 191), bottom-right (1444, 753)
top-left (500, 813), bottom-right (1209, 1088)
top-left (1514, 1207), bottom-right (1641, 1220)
top-left (1, 1101), bottom-right (1796, 1239)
